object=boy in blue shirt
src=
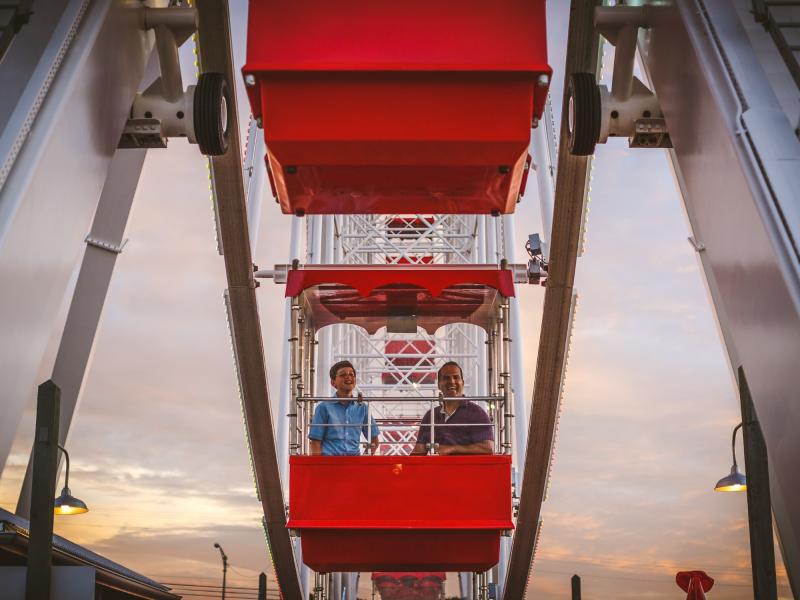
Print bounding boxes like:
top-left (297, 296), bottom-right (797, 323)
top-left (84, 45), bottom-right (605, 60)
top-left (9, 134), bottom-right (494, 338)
top-left (309, 360), bottom-right (380, 456)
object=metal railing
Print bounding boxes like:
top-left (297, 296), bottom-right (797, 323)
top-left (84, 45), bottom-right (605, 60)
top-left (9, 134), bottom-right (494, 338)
top-left (293, 394), bottom-right (511, 456)
top-left (752, 0), bottom-right (800, 91)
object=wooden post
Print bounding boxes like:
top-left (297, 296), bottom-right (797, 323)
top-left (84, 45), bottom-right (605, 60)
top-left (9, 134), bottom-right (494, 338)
top-left (738, 367), bottom-right (777, 600)
top-left (25, 380), bottom-right (60, 600)
top-left (571, 574), bottom-right (581, 600)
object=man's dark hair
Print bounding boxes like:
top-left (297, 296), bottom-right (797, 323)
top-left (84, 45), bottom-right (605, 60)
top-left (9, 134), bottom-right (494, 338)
top-left (329, 360), bottom-right (356, 380)
top-left (437, 361), bottom-right (464, 382)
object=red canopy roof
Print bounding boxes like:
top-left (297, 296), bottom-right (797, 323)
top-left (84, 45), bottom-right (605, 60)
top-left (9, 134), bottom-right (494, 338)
top-left (285, 265), bottom-right (515, 334)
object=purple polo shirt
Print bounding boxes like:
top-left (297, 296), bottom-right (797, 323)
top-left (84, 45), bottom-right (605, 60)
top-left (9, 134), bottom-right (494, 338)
top-left (415, 400), bottom-right (493, 447)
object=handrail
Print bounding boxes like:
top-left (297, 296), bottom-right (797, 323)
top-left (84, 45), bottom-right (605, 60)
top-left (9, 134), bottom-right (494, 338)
top-left (297, 395), bottom-right (504, 403)
top-left (298, 394), bottom-right (508, 456)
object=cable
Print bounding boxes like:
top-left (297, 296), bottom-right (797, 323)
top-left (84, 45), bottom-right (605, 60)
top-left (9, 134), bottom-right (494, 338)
top-left (229, 565), bottom-right (262, 578)
top-left (163, 582), bottom-right (259, 590)
top-left (531, 567), bottom-right (752, 588)
top-left (536, 554), bottom-right (754, 575)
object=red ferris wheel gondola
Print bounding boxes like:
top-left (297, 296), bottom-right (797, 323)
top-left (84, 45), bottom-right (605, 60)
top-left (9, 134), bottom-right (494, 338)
top-left (243, 1), bottom-right (550, 215)
top-left (267, 264), bottom-right (530, 572)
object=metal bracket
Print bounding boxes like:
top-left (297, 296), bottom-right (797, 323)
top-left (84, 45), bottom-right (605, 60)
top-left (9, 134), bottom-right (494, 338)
top-left (594, 5), bottom-right (672, 148)
top-left (525, 233), bottom-right (548, 285)
top-left (630, 117), bottom-right (672, 148)
top-left (118, 118), bottom-right (167, 149)
top-left (119, 6), bottom-right (198, 149)
top-left (85, 236), bottom-right (128, 254)
top-left (688, 236), bottom-right (706, 252)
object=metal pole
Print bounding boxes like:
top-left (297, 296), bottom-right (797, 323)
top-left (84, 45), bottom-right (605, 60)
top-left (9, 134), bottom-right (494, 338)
top-left (571, 574), bottom-right (581, 600)
top-left (501, 300), bottom-right (512, 454)
top-left (214, 543), bottom-right (228, 600)
top-left (738, 367), bottom-right (778, 600)
top-left (486, 327), bottom-right (495, 395)
top-left (429, 394), bottom-right (436, 455)
top-left (531, 98), bottom-right (557, 262)
top-left (259, 572), bottom-right (267, 600)
top-left (297, 308), bottom-right (307, 453)
top-left (290, 296), bottom-right (301, 455)
top-left (243, 121), bottom-right (266, 251)
top-left (278, 218), bottom-right (301, 483)
top-left (25, 380), bottom-right (60, 600)
top-left (501, 213), bottom-right (529, 467)
top-left (223, 556), bottom-right (227, 600)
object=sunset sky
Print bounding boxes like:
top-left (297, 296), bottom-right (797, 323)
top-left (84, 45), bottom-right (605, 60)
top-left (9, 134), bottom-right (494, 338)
top-left (0, 2), bottom-right (794, 599)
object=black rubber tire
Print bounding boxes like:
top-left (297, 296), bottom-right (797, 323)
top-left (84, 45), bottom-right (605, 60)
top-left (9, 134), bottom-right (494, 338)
top-left (566, 72), bottom-right (601, 156)
top-left (194, 72), bottom-right (231, 156)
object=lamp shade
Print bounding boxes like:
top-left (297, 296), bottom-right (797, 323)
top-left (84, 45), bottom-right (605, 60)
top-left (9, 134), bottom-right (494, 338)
top-left (714, 465), bottom-right (747, 492)
top-left (54, 487), bottom-right (89, 515)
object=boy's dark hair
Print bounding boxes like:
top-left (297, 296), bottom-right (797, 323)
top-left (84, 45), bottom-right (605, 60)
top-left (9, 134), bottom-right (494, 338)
top-left (437, 361), bottom-right (464, 382)
top-left (329, 360), bottom-right (356, 380)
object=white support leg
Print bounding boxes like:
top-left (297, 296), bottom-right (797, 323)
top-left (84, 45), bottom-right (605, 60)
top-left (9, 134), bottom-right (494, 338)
top-left (0, 0), bottom-right (157, 478)
top-left (531, 97), bottom-right (557, 263)
top-left (16, 147), bottom-right (147, 517)
top-left (459, 572), bottom-right (471, 600)
top-left (277, 216), bottom-right (308, 596)
top-left (243, 118), bottom-right (266, 252)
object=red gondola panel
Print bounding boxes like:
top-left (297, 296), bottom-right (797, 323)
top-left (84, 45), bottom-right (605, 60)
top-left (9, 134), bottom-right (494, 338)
top-left (243, 1), bottom-right (551, 215)
top-left (287, 455), bottom-right (513, 572)
top-left (372, 572), bottom-right (446, 600)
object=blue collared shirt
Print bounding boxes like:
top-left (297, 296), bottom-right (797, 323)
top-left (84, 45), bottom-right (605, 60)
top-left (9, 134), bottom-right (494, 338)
top-left (308, 398), bottom-right (380, 456)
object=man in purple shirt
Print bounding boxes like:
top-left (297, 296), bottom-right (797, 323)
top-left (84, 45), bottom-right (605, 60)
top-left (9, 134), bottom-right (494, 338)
top-left (412, 361), bottom-right (494, 455)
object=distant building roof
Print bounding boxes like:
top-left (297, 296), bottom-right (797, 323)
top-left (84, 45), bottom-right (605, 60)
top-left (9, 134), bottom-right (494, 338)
top-left (0, 507), bottom-right (180, 600)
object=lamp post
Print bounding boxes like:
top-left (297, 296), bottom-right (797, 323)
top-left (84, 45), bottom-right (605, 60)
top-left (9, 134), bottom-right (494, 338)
top-left (26, 380), bottom-right (88, 600)
top-left (214, 543), bottom-right (228, 600)
top-left (714, 368), bottom-right (777, 600)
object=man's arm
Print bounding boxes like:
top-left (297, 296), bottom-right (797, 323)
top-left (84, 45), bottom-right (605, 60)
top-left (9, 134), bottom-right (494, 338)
top-left (438, 440), bottom-right (494, 455)
top-left (309, 439), bottom-right (322, 455)
top-left (411, 410), bottom-right (433, 455)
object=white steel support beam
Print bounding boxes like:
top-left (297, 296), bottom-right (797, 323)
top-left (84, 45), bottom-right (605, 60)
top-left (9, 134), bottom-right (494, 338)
top-left (630, 0), bottom-right (800, 591)
top-left (15, 147), bottom-right (146, 518)
top-left (279, 217), bottom-right (302, 490)
top-left (0, 0), bottom-right (159, 477)
top-left (243, 118), bottom-right (266, 252)
top-left (531, 97), bottom-right (558, 262)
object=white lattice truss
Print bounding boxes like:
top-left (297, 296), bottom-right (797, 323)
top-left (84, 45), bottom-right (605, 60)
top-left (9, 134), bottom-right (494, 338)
top-left (333, 214), bottom-right (478, 264)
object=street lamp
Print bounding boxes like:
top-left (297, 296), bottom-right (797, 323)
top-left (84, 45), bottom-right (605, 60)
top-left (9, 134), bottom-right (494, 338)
top-left (214, 542), bottom-right (229, 600)
top-left (53, 445), bottom-right (88, 515)
top-left (714, 422), bottom-right (747, 492)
